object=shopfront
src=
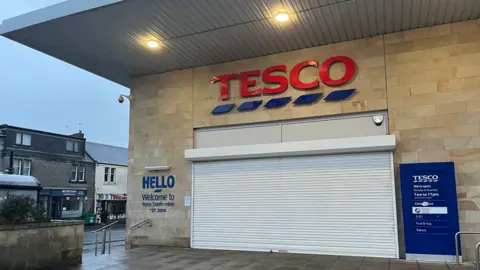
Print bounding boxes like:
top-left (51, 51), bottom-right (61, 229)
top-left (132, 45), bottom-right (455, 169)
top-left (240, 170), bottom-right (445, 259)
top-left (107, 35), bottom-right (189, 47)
top-left (96, 193), bottom-right (127, 223)
top-left (39, 188), bottom-right (87, 220)
top-left (3, 0), bottom-right (480, 261)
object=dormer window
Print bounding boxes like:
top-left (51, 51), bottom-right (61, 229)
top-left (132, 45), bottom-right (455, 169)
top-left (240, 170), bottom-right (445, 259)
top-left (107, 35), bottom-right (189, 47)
top-left (15, 133), bottom-right (31, 146)
top-left (66, 140), bottom-right (79, 152)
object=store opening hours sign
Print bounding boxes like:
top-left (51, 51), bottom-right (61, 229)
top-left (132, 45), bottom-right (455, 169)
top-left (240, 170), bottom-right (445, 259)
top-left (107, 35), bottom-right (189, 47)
top-left (210, 56), bottom-right (357, 115)
top-left (400, 162), bottom-right (460, 262)
top-left (141, 175), bottom-right (176, 213)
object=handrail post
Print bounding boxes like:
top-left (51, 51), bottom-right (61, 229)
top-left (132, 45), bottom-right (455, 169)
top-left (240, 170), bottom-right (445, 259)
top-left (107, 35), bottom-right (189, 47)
top-left (108, 227), bottom-right (112, 254)
top-left (102, 228), bottom-right (107, 255)
top-left (95, 231), bottom-right (98, 256)
top-left (476, 242), bottom-right (480, 270)
top-left (456, 232), bottom-right (460, 265)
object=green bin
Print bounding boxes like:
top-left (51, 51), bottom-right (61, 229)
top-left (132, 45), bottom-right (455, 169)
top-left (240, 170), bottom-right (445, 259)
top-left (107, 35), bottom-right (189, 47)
top-left (84, 214), bottom-right (96, 225)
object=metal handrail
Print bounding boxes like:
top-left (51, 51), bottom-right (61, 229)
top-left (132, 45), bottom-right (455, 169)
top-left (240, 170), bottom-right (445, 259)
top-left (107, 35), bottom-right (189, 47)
top-left (92, 220), bottom-right (120, 256)
top-left (129, 219), bottom-right (151, 230)
top-left (455, 232), bottom-right (480, 265)
top-left (91, 220), bottom-right (120, 233)
top-left (476, 242), bottom-right (480, 270)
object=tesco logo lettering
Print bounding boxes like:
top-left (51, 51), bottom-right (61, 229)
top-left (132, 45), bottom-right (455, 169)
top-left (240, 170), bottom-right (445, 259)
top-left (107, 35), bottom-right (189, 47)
top-left (413, 175), bottom-right (439, 183)
top-left (211, 56), bottom-right (356, 100)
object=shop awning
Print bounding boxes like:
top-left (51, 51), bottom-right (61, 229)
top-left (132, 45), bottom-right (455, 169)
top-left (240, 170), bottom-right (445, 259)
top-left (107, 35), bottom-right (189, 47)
top-left (1, 0), bottom-right (479, 87)
top-left (0, 174), bottom-right (41, 189)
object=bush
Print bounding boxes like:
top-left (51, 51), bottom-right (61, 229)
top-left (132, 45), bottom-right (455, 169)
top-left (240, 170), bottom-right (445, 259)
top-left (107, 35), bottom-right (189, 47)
top-left (0, 195), bottom-right (50, 225)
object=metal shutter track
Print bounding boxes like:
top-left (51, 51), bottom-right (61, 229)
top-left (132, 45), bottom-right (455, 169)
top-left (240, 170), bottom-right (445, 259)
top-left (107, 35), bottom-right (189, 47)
top-left (192, 152), bottom-right (397, 258)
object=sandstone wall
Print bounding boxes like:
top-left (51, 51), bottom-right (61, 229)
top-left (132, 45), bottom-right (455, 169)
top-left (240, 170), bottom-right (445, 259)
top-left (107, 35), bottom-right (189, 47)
top-left (127, 20), bottom-right (480, 260)
top-left (386, 20), bottom-right (480, 260)
top-left (0, 221), bottom-right (83, 269)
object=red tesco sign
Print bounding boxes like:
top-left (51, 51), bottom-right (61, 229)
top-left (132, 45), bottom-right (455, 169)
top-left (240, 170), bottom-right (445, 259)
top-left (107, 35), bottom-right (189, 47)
top-left (210, 56), bottom-right (356, 100)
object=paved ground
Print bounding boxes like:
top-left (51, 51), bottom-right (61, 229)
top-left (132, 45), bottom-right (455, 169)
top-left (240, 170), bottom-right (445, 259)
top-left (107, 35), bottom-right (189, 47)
top-left (83, 224), bottom-right (126, 245)
top-left (82, 241), bottom-right (125, 254)
top-left (65, 247), bottom-right (475, 270)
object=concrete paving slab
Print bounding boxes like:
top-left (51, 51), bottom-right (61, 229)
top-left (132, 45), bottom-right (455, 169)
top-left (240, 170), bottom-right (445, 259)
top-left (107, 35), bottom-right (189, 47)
top-left (64, 247), bottom-right (477, 270)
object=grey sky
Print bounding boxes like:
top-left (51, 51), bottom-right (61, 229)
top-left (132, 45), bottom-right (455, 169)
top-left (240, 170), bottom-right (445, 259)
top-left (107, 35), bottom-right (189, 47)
top-left (0, 0), bottom-right (130, 147)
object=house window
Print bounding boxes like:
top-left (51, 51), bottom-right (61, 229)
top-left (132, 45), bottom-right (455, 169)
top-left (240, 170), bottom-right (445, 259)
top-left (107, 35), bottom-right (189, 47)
top-left (104, 167), bottom-right (116, 183)
top-left (13, 159), bottom-right (21, 175)
top-left (78, 166), bottom-right (85, 182)
top-left (104, 167), bottom-right (110, 182)
top-left (66, 141), bottom-right (79, 152)
top-left (22, 160), bottom-right (31, 176)
top-left (13, 159), bottom-right (31, 175)
top-left (15, 133), bottom-right (31, 146)
top-left (110, 168), bottom-right (116, 183)
top-left (71, 164), bottom-right (86, 182)
top-left (70, 165), bottom-right (77, 181)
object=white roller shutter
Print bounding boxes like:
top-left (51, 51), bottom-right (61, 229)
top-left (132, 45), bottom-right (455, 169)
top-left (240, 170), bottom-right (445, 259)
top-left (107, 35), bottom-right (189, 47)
top-left (192, 152), bottom-right (398, 258)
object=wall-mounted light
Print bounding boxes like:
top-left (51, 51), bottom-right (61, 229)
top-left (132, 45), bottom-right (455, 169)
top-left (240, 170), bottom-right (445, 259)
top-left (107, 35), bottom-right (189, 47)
top-left (144, 165), bottom-right (170, 172)
top-left (372, 115), bottom-right (384, 126)
top-left (146, 40), bottom-right (159, 48)
top-left (275, 12), bottom-right (289, 22)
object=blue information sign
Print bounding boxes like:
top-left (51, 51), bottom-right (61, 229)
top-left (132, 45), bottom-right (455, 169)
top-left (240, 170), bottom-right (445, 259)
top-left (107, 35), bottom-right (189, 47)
top-left (400, 162), bottom-right (460, 261)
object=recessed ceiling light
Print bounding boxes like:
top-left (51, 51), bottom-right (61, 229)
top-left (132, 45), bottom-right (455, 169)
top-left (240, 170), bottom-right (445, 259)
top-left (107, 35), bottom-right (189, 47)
top-left (275, 12), bottom-right (289, 22)
top-left (147, 40), bottom-right (159, 48)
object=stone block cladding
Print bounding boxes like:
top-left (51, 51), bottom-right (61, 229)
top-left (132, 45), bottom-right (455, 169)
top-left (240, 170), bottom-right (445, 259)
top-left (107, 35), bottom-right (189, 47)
top-left (128, 20), bottom-right (480, 260)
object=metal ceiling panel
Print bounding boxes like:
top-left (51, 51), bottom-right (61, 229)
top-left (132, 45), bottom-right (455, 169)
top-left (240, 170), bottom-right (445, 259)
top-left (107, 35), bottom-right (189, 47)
top-left (435, 0), bottom-right (449, 25)
top-left (417, 0), bottom-right (430, 28)
top-left (470, 0), bottom-right (480, 20)
top-left (313, 7), bottom-right (334, 44)
top-left (337, 1), bottom-right (355, 40)
top-left (1, 0), bottom-right (480, 87)
top-left (453, 0), bottom-right (466, 22)
top-left (322, 5), bottom-right (341, 43)
top-left (427, 0), bottom-right (438, 26)
top-left (384, 0), bottom-right (394, 33)
top-left (290, 13), bottom-right (314, 48)
top-left (391, 0), bottom-right (403, 32)
top-left (462, 0), bottom-right (476, 21)
top-left (374, 0), bottom-right (386, 35)
top-left (356, 0), bottom-right (370, 37)
top-left (444, 0), bottom-right (457, 23)
top-left (364, 0), bottom-right (378, 36)
top-left (401, 0), bottom-right (413, 31)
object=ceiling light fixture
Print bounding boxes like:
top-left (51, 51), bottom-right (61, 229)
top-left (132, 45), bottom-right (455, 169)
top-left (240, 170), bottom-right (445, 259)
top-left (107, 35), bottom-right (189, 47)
top-left (275, 12), bottom-right (289, 22)
top-left (147, 40), bottom-right (159, 48)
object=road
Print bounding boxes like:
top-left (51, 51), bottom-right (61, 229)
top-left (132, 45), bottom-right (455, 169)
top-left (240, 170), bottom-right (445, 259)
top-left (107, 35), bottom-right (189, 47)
top-left (84, 224), bottom-right (126, 245)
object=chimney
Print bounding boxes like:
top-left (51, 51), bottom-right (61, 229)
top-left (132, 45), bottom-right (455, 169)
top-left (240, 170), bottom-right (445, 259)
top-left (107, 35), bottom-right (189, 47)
top-left (71, 130), bottom-right (85, 138)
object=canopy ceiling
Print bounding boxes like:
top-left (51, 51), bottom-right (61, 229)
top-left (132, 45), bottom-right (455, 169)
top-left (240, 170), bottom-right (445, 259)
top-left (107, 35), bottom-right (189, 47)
top-left (1, 0), bottom-right (479, 87)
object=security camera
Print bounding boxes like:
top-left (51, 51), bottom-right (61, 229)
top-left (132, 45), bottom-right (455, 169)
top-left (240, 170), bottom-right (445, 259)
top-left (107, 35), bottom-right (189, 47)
top-left (118, 94), bottom-right (131, 104)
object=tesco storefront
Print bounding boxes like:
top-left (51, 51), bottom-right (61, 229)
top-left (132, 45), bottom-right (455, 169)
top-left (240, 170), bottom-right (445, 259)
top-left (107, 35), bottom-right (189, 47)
top-left (184, 55), bottom-right (399, 258)
top-left (2, 0), bottom-right (480, 262)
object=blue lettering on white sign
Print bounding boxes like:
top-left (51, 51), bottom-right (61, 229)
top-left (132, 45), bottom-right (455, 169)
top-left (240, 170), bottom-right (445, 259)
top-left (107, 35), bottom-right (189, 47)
top-left (400, 162), bottom-right (460, 259)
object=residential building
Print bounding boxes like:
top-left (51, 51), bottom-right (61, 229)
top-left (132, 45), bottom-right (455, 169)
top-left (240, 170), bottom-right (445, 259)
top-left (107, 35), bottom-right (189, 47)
top-left (0, 125), bottom-right (95, 219)
top-left (86, 142), bottom-right (128, 223)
